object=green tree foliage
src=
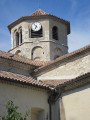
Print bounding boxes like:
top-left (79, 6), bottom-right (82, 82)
top-left (0, 100), bottom-right (29, 120)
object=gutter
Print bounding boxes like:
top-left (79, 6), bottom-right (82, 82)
top-left (47, 72), bottom-right (90, 120)
top-left (48, 87), bottom-right (62, 120)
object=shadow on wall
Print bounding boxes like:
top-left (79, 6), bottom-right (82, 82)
top-left (60, 98), bottom-right (66, 120)
top-left (31, 107), bottom-right (45, 120)
top-left (15, 50), bottom-right (21, 55)
top-left (63, 84), bottom-right (90, 97)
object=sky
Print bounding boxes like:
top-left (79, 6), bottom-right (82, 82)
top-left (0, 0), bottom-right (90, 52)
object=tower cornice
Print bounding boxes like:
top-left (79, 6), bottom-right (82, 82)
top-left (8, 12), bottom-right (70, 35)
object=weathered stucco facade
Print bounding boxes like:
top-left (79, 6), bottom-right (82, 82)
top-left (60, 84), bottom-right (90, 120)
top-left (0, 82), bottom-right (49, 120)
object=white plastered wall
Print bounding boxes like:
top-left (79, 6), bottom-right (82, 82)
top-left (60, 84), bottom-right (90, 120)
top-left (0, 82), bottom-right (49, 120)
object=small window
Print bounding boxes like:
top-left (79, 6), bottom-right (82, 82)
top-left (31, 108), bottom-right (45, 120)
top-left (14, 27), bottom-right (23, 48)
top-left (16, 32), bottom-right (19, 46)
top-left (19, 28), bottom-right (22, 44)
top-left (31, 27), bottom-right (43, 38)
top-left (52, 26), bottom-right (58, 40)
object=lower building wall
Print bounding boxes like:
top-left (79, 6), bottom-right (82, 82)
top-left (60, 84), bottom-right (90, 120)
top-left (0, 81), bottom-right (49, 120)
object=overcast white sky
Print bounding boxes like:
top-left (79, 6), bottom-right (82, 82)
top-left (0, 0), bottom-right (90, 52)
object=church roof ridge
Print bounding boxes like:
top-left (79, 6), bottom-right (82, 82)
top-left (0, 50), bottom-right (50, 67)
top-left (30, 9), bottom-right (49, 16)
top-left (0, 44), bottom-right (89, 72)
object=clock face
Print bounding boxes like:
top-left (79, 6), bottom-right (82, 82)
top-left (31, 22), bottom-right (41, 31)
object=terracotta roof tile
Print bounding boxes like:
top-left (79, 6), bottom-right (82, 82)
top-left (0, 50), bottom-right (50, 67)
top-left (30, 9), bottom-right (48, 16)
top-left (41, 79), bottom-right (70, 87)
top-left (34, 44), bottom-right (90, 74)
top-left (56, 72), bottom-right (90, 88)
top-left (41, 72), bottom-right (90, 87)
top-left (0, 70), bottom-right (89, 90)
top-left (0, 70), bottom-right (49, 89)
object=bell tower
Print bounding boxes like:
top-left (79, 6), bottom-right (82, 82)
top-left (8, 9), bottom-right (70, 61)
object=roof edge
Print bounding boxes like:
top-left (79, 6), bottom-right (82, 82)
top-left (57, 72), bottom-right (90, 92)
top-left (8, 14), bottom-right (70, 34)
top-left (0, 50), bottom-right (47, 67)
top-left (0, 76), bottom-right (50, 90)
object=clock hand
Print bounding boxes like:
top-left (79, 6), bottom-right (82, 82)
top-left (34, 24), bottom-right (37, 27)
top-left (35, 25), bottom-right (37, 29)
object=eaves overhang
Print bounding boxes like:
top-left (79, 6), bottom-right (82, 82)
top-left (56, 72), bottom-right (90, 93)
top-left (8, 14), bottom-right (70, 34)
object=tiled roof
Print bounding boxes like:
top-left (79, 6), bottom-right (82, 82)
top-left (41, 72), bottom-right (90, 88)
top-left (30, 9), bottom-right (48, 16)
top-left (34, 44), bottom-right (90, 74)
top-left (0, 70), bottom-right (89, 90)
top-left (0, 50), bottom-right (50, 67)
top-left (0, 70), bottom-right (49, 89)
top-left (41, 79), bottom-right (70, 87)
top-left (56, 72), bottom-right (90, 90)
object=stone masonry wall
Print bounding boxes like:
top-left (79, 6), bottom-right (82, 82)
top-left (37, 52), bottom-right (90, 80)
top-left (10, 17), bottom-right (68, 61)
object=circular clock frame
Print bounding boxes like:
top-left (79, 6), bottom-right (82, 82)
top-left (31, 22), bottom-right (41, 32)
